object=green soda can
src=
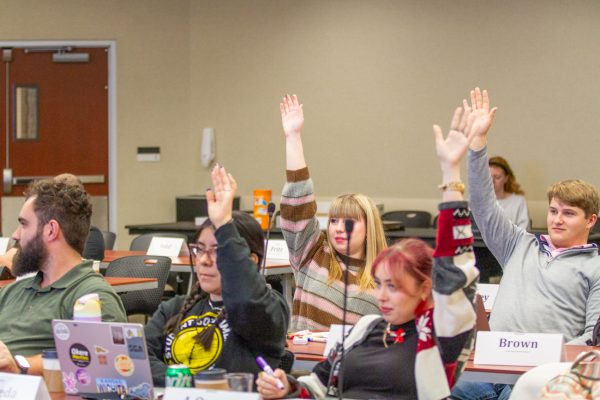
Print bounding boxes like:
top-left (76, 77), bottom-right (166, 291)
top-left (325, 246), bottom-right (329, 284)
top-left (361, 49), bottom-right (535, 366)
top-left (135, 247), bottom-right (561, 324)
top-left (166, 364), bottom-right (193, 387)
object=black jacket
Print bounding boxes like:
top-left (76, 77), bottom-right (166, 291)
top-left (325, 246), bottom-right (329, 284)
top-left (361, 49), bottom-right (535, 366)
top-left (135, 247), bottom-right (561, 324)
top-left (144, 222), bottom-right (289, 386)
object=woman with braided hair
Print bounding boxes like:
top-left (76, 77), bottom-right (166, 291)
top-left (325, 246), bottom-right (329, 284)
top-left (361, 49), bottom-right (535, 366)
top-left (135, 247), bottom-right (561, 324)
top-left (144, 165), bottom-right (289, 387)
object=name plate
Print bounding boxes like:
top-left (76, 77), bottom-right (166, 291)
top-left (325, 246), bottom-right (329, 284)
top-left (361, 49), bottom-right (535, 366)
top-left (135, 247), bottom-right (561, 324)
top-left (266, 240), bottom-right (290, 260)
top-left (477, 284), bottom-right (499, 311)
top-left (474, 331), bottom-right (564, 366)
top-left (0, 372), bottom-right (50, 400)
top-left (164, 387), bottom-right (259, 400)
top-left (147, 237), bottom-right (185, 257)
top-left (0, 237), bottom-right (9, 255)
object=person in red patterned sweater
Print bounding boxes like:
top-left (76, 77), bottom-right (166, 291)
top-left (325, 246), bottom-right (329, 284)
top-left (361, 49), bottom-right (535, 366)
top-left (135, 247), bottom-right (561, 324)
top-left (256, 104), bottom-right (479, 400)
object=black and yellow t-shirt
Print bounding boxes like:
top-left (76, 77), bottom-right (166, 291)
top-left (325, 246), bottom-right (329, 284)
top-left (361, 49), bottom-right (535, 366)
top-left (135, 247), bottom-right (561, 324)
top-left (163, 300), bottom-right (231, 374)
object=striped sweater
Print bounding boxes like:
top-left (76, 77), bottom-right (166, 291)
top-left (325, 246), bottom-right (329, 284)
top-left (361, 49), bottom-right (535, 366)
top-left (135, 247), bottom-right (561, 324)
top-left (280, 167), bottom-right (380, 331)
top-left (288, 201), bottom-right (478, 400)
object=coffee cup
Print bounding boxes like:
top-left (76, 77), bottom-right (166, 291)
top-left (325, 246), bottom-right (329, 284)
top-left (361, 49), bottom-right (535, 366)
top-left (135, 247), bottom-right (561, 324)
top-left (42, 349), bottom-right (64, 393)
top-left (194, 368), bottom-right (229, 390)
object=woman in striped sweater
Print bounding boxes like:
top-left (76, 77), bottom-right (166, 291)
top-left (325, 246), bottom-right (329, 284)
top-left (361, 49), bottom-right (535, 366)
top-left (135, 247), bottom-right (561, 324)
top-left (279, 94), bottom-right (388, 331)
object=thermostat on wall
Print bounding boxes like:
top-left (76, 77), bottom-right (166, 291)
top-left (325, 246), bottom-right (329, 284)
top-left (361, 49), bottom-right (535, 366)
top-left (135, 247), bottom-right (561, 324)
top-left (137, 147), bottom-right (160, 162)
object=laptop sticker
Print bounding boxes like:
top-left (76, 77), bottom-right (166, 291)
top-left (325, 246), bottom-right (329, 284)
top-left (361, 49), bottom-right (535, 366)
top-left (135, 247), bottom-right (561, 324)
top-left (125, 326), bottom-right (142, 338)
top-left (70, 343), bottom-right (91, 367)
top-left (111, 326), bottom-right (125, 345)
top-left (54, 322), bottom-right (70, 341)
top-left (95, 345), bottom-right (109, 365)
top-left (114, 354), bottom-right (135, 377)
top-left (129, 382), bottom-right (153, 400)
top-left (96, 377), bottom-right (128, 395)
top-left (62, 371), bottom-right (78, 394)
top-left (76, 368), bottom-right (92, 385)
top-left (127, 336), bottom-right (147, 360)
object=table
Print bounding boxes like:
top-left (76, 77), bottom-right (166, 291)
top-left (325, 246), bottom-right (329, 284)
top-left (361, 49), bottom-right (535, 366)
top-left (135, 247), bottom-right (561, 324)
top-left (286, 339), bottom-right (592, 385)
top-left (0, 276), bottom-right (157, 293)
top-left (102, 250), bottom-right (294, 306)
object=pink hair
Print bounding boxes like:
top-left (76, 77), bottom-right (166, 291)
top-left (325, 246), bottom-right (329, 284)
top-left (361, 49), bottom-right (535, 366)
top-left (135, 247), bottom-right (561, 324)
top-left (371, 239), bottom-right (433, 294)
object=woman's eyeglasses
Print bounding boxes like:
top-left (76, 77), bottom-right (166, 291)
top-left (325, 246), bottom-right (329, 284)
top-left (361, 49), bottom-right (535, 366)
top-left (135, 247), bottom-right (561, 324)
top-left (189, 243), bottom-right (218, 260)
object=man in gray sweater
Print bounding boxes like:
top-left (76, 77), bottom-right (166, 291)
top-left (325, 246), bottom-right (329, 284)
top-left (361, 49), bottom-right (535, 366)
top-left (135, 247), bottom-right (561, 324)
top-left (452, 88), bottom-right (600, 400)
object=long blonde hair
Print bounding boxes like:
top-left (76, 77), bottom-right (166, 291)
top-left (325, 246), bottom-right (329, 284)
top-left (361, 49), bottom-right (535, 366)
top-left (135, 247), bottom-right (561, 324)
top-left (326, 193), bottom-right (387, 290)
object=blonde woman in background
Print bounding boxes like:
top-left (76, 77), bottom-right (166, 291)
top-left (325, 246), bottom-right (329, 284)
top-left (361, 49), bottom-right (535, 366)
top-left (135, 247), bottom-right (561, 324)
top-left (279, 94), bottom-right (387, 331)
top-left (488, 156), bottom-right (530, 229)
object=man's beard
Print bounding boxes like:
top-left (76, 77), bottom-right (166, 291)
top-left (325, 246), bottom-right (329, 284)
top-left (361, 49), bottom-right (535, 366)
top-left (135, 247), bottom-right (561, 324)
top-left (12, 231), bottom-right (48, 277)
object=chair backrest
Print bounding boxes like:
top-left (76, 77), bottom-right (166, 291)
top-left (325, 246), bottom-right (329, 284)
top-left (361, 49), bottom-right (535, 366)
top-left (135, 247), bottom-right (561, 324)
top-left (381, 210), bottom-right (432, 228)
top-left (83, 226), bottom-right (105, 261)
top-left (129, 232), bottom-right (189, 252)
top-left (104, 255), bottom-right (172, 317)
top-left (101, 230), bottom-right (117, 250)
top-left (279, 349), bottom-right (295, 374)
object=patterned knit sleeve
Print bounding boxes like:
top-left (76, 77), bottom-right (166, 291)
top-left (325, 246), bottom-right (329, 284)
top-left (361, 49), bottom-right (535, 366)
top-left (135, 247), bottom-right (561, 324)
top-left (280, 167), bottom-right (324, 271)
top-left (414, 201), bottom-right (478, 399)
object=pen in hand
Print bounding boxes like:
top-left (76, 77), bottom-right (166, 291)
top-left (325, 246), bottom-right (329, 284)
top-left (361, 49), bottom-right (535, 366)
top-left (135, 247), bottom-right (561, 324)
top-left (256, 356), bottom-right (285, 390)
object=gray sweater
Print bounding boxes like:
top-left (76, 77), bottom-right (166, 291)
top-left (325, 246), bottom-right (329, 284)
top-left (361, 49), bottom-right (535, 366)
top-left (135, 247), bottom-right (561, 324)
top-left (468, 147), bottom-right (600, 344)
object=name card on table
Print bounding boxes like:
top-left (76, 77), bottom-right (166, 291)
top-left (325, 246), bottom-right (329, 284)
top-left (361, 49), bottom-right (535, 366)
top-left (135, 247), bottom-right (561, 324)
top-left (0, 237), bottom-right (9, 255)
top-left (266, 239), bottom-right (290, 260)
top-left (0, 372), bottom-right (51, 400)
top-left (474, 331), bottom-right (564, 366)
top-left (477, 284), bottom-right (499, 311)
top-left (164, 387), bottom-right (259, 400)
top-left (147, 237), bottom-right (185, 257)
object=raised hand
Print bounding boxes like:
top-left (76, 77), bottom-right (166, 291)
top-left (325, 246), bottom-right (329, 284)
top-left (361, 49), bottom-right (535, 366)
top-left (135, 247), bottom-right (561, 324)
top-left (433, 106), bottom-right (476, 173)
top-left (280, 94), bottom-right (304, 138)
top-left (466, 87), bottom-right (497, 150)
top-left (205, 165), bottom-right (237, 229)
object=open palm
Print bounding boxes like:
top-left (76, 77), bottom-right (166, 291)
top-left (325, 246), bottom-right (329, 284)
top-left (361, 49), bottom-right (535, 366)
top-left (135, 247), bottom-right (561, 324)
top-left (466, 88), bottom-right (497, 139)
top-left (434, 107), bottom-right (475, 170)
top-left (280, 94), bottom-right (304, 137)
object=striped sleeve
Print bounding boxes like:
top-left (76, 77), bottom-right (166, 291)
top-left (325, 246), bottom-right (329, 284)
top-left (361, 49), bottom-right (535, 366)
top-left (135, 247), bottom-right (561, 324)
top-left (414, 201), bottom-right (478, 399)
top-left (280, 167), bottom-right (324, 271)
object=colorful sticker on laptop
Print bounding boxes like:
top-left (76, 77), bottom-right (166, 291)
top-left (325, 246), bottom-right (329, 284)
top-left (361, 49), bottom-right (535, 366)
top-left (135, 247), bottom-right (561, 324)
top-left (75, 368), bottom-right (91, 385)
top-left (69, 343), bottom-right (91, 367)
top-left (53, 322), bottom-right (70, 341)
top-left (126, 336), bottom-right (147, 360)
top-left (62, 371), bottom-right (78, 394)
top-left (95, 345), bottom-right (109, 365)
top-left (111, 326), bottom-right (125, 345)
top-left (125, 326), bottom-right (142, 338)
top-left (114, 354), bottom-right (135, 377)
top-left (96, 377), bottom-right (128, 394)
top-left (129, 382), bottom-right (153, 400)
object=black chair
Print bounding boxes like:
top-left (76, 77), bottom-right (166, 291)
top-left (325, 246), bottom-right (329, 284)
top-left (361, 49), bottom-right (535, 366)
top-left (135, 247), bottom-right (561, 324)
top-left (129, 233), bottom-right (190, 296)
top-left (279, 350), bottom-right (295, 374)
top-left (101, 230), bottom-right (117, 250)
top-left (83, 226), bottom-right (105, 261)
top-left (381, 210), bottom-right (432, 228)
top-left (104, 255), bottom-right (171, 320)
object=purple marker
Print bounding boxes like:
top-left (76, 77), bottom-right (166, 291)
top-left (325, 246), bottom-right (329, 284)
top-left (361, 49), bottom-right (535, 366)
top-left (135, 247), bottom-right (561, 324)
top-left (256, 356), bottom-right (285, 390)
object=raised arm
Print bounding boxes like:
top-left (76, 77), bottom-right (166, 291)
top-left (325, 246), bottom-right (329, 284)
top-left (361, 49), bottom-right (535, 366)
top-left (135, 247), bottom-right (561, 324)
top-left (281, 94), bottom-right (307, 171)
top-left (433, 105), bottom-right (475, 201)
top-left (465, 88), bottom-right (524, 265)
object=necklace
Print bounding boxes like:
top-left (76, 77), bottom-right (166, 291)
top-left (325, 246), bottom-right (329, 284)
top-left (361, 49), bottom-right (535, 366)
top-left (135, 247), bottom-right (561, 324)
top-left (382, 322), bottom-right (405, 348)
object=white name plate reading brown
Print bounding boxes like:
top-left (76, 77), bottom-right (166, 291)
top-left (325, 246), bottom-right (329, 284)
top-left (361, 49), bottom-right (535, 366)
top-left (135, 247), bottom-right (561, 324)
top-left (164, 387), bottom-right (259, 400)
top-left (0, 372), bottom-right (50, 400)
top-left (474, 331), bottom-right (564, 366)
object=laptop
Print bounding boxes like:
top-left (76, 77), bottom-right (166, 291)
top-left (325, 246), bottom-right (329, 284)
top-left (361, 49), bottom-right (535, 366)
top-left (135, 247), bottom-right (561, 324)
top-left (52, 319), bottom-right (154, 400)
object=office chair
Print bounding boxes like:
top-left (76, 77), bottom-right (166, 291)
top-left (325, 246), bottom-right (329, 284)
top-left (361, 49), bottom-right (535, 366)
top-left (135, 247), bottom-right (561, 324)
top-left (381, 210), bottom-right (432, 228)
top-left (104, 255), bottom-right (171, 320)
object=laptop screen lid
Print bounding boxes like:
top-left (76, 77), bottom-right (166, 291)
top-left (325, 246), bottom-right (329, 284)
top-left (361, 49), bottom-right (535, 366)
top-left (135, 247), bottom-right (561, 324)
top-left (52, 319), bottom-right (154, 400)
